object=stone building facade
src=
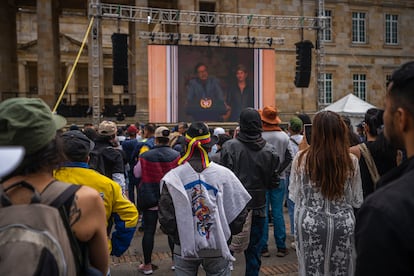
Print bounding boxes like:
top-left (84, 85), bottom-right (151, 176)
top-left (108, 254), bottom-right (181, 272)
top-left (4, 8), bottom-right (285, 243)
top-left (2, 0), bottom-right (414, 123)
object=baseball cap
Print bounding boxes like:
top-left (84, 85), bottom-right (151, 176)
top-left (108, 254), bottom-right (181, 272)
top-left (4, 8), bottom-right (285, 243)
top-left (289, 116), bottom-right (303, 133)
top-left (0, 146), bottom-right (25, 178)
top-left (61, 130), bottom-right (95, 161)
top-left (127, 125), bottom-right (138, 135)
top-left (213, 127), bottom-right (225, 136)
top-left (98, 120), bottom-right (117, 136)
top-left (0, 97), bottom-right (67, 155)
top-left (154, 126), bottom-right (170, 139)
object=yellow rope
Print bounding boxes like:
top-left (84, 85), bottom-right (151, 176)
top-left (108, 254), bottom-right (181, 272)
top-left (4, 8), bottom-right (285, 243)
top-left (53, 17), bottom-right (95, 113)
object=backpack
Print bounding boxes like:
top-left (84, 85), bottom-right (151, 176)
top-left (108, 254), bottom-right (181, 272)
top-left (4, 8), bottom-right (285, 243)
top-left (0, 180), bottom-right (81, 276)
top-left (88, 146), bottom-right (109, 176)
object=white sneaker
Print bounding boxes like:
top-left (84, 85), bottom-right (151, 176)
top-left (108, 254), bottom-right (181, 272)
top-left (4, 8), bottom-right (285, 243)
top-left (291, 241), bottom-right (296, 251)
top-left (229, 262), bottom-right (234, 271)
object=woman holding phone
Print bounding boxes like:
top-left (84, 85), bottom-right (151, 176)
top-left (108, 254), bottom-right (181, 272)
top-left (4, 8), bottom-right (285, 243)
top-left (289, 111), bottom-right (363, 276)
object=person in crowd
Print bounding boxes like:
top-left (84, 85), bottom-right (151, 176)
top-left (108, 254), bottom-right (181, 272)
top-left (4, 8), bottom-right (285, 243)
top-left (159, 121), bottom-right (251, 276)
top-left (186, 63), bottom-right (227, 121)
top-left (226, 64), bottom-right (254, 122)
top-left (285, 116), bottom-right (303, 248)
top-left (355, 122), bottom-right (366, 142)
top-left (258, 106), bottom-right (292, 258)
top-left (55, 130), bottom-right (138, 258)
top-left (0, 97), bottom-right (109, 274)
top-left (132, 123), bottom-right (156, 158)
top-left (122, 124), bottom-right (141, 204)
top-left (115, 107), bottom-right (126, 122)
top-left (296, 113), bottom-right (313, 150)
top-left (349, 108), bottom-right (398, 198)
top-left (133, 126), bottom-right (181, 274)
top-left (221, 108), bottom-right (281, 276)
top-left (170, 122), bottom-right (188, 155)
top-left (209, 133), bottom-right (232, 164)
top-left (93, 120), bottom-right (126, 193)
top-left (210, 127), bottom-right (226, 156)
top-left (289, 110), bottom-right (363, 276)
top-left (342, 115), bottom-right (362, 146)
top-left (355, 61), bottom-right (414, 275)
top-left (83, 126), bottom-right (99, 141)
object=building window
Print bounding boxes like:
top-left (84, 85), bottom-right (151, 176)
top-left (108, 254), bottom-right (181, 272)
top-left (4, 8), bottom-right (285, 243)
top-left (352, 12), bottom-right (366, 43)
top-left (320, 73), bottom-right (333, 104)
top-left (321, 10), bottom-right (332, 42)
top-left (199, 2), bottom-right (215, 35)
top-left (353, 74), bottom-right (367, 101)
top-left (385, 14), bottom-right (398, 45)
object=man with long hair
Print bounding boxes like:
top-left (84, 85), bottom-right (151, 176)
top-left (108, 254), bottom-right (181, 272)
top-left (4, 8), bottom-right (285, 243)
top-left (355, 61), bottom-right (414, 275)
top-left (289, 111), bottom-right (363, 275)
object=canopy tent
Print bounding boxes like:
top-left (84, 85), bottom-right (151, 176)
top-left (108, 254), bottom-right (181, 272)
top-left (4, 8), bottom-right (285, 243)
top-left (323, 93), bottom-right (377, 128)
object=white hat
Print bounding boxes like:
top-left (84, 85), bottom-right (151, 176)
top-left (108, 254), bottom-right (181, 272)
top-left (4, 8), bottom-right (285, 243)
top-left (0, 146), bottom-right (25, 178)
top-left (213, 127), bottom-right (225, 136)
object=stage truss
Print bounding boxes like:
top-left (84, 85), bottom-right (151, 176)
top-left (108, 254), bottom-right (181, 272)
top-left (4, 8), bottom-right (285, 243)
top-left (88, 0), bottom-right (327, 125)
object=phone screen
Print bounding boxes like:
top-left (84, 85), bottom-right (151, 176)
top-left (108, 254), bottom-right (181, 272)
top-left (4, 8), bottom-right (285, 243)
top-left (304, 124), bottom-right (312, 145)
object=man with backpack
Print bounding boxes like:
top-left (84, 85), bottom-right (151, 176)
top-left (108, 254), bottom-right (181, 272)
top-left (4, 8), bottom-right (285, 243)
top-left (91, 120), bottom-right (126, 194)
top-left (55, 130), bottom-right (139, 258)
top-left (0, 97), bottom-right (109, 275)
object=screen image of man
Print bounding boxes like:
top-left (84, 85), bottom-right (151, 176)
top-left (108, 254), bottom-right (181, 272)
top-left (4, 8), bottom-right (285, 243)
top-left (186, 63), bottom-right (227, 122)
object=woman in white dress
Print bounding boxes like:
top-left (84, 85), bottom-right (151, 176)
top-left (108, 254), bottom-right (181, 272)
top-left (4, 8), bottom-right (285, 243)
top-left (289, 111), bottom-right (363, 276)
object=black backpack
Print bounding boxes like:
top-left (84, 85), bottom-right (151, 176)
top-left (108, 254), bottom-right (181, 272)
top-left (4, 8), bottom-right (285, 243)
top-left (88, 147), bottom-right (109, 176)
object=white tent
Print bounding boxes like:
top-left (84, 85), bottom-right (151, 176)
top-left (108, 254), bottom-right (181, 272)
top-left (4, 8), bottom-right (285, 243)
top-left (323, 93), bottom-right (377, 128)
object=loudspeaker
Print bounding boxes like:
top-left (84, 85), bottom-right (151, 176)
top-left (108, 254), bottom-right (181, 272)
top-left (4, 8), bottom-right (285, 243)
top-left (112, 33), bottom-right (128, 86)
top-left (294, 40), bottom-right (314, 88)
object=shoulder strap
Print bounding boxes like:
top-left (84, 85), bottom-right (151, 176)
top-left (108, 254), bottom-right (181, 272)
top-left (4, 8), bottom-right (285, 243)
top-left (42, 181), bottom-right (85, 274)
top-left (290, 137), bottom-right (299, 146)
top-left (358, 143), bottom-right (381, 189)
top-left (40, 180), bottom-right (80, 206)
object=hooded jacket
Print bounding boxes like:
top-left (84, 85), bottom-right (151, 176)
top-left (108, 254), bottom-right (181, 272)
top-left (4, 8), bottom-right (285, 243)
top-left (220, 108), bottom-right (280, 210)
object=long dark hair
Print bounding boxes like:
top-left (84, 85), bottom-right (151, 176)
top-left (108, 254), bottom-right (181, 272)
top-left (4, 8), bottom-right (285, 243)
top-left (298, 111), bottom-right (354, 200)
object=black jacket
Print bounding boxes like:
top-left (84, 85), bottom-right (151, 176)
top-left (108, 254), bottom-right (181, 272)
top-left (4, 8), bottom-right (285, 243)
top-left (220, 138), bottom-right (280, 211)
top-left (355, 156), bottom-right (414, 275)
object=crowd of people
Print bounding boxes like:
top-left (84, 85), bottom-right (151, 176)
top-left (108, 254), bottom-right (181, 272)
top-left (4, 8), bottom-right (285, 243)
top-left (0, 61), bottom-right (414, 276)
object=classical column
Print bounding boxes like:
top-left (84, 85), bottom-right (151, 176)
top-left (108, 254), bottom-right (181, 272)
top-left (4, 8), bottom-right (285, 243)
top-left (134, 0), bottom-right (149, 121)
top-left (0, 1), bottom-right (18, 98)
top-left (177, 0), bottom-right (196, 44)
top-left (18, 61), bottom-right (28, 97)
top-left (37, 0), bottom-right (61, 107)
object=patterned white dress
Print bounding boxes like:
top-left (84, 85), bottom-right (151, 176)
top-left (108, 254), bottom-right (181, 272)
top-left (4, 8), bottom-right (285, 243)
top-left (289, 153), bottom-right (363, 276)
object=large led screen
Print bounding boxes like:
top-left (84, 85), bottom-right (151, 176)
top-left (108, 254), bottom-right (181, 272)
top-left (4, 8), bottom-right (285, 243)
top-left (148, 45), bottom-right (275, 123)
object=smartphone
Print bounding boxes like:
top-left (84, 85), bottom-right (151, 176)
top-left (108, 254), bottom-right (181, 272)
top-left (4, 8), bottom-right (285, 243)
top-left (304, 124), bottom-right (312, 145)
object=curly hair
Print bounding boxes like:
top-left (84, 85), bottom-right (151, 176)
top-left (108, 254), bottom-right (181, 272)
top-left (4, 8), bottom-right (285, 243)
top-left (298, 111), bottom-right (354, 200)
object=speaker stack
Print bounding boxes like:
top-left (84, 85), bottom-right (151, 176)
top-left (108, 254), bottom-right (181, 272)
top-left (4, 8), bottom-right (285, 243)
top-left (112, 33), bottom-right (128, 86)
top-left (294, 40), bottom-right (314, 88)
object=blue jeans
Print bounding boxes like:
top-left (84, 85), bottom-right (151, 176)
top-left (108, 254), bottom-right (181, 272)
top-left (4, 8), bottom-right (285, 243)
top-left (174, 254), bottom-right (230, 276)
top-left (245, 215), bottom-right (265, 276)
top-left (262, 179), bottom-right (287, 250)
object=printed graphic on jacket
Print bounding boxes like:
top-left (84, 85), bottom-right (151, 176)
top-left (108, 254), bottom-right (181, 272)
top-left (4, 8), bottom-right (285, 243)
top-left (184, 179), bottom-right (218, 241)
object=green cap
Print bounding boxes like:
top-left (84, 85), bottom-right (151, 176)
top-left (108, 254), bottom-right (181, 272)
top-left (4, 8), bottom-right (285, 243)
top-left (0, 98), bottom-right (67, 155)
top-left (289, 116), bottom-right (303, 133)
